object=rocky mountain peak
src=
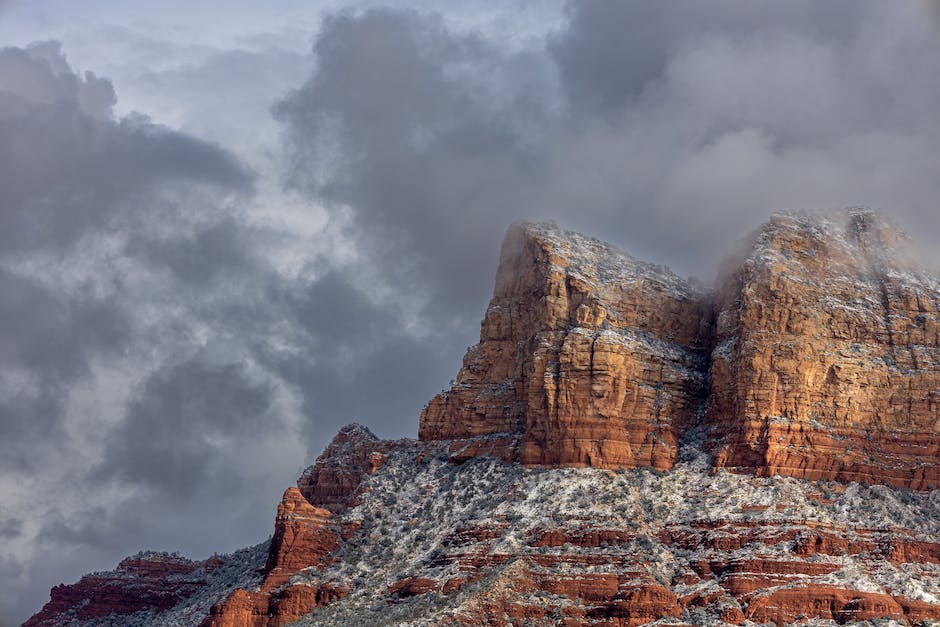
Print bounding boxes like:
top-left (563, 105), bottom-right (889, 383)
top-left (27, 211), bottom-right (940, 627)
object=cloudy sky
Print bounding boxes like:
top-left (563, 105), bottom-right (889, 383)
top-left (2, 0), bottom-right (940, 622)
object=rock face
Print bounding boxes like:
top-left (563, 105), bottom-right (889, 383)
top-left (420, 222), bottom-right (712, 470)
top-left (26, 211), bottom-right (940, 626)
top-left (296, 423), bottom-right (406, 511)
top-left (201, 425), bottom-right (413, 626)
top-left (423, 214), bottom-right (940, 489)
top-left (229, 443), bottom-right (940, 627)
top-left (24, 552), bottom-right (244, 627)
top-left (708, 211), bottom-right (940, 489)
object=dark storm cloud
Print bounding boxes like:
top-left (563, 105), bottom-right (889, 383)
top-left (278, 0), bottom-right (940, 300)
top-left (0, 517), bottom-right (22, 539)
top-left (550, 0), bottom-right (868, 116)
top-left (124, 217), bottom-right (257, 284)
top-left (257, 270), bottom-right (463, 443)
top-left (0, 42), bottom-right (251, 253)
top-left (0, 42), bottom-right (259, 479)
top-left (926, 0), bottom-right (940, 31)
top-left (276, 8), bottom-right (554, 320)
top-left (0, 267), bottom-right (129, 471)
top-left (0, 42), bottom-right (268, 622)
top-left (98, 358), bottom-right (275, 494)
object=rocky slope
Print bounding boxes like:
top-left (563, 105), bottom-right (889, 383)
top-left (26, 211), bottom-right (940, 626)
top-left (24, 546), bottom-right (268, 626)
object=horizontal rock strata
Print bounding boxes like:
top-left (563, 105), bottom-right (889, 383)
top-left (420, 221), bottom-right (712, 471)
top-left (423, 213), bottom-right (940, 489)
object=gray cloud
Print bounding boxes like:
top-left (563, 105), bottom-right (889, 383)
top-left (0, 267), bottom-right (129, 472)
top-left (550, 0), bottom-right (868, 117)
top-left (0, 517), bottom-right (22, 540)
top-left (278, 1), bottom-right (940, 288)
top-left (925, 0), bottom-right (940, 33)
top-left (0, 43), bottom-right (252, 254)
top-left (0, 41), bottom-right (258, 482)
top-left (255, 270), bottom-right (465, 445)
top-left (275, 8), bottom-right (555, 320)
top-left (0, 41), bottom-right (274, 623)
top-left (98, 357), bottom-right (275, 494)
top-left (124, 217), bottom-right (258, 285)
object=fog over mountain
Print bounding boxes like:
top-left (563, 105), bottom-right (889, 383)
top-left (2, 1), bottom-right (940, 622)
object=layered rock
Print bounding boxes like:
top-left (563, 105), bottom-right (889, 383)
top-left (203, 425), bottom-right (412, 626)
top-left (202, 489), bottom-right (342, 626)
top-left (422, 213), bottom-right (940, 490)
top-left (296, 423), bottom-right (411, 511)
top-left (272, 444), bottom-right (940, 626)
top-left (420, 221), bottom-right (712, 470)
top-left (708, 210), bottom-right (940, 489)
top-left (25, 552), bottom-right (237, 626)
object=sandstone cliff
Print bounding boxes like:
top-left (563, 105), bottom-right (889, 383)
top-left (708, 211), bottom-right (940, 489)
top-left (419, 221), bottom-right (712, 470)
top-left (24, 548), bottom-right (267, 626)
top-left (423, 213), bottom-right (940, 490)
top-left (201, 425), bottom-right (414, 626)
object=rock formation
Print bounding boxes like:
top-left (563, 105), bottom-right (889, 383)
top-left (422, 212), bottom-right (940, 490)
top-left (419, 222), bottom-right (712, 470)
top-left (24, 552), bottom-right (246, 626)
top-left (296, 423), bottom-right (406, 511)
top-left (26, 211), bottom-right (940, 626)
top-left (708, 211), bottom-right (940, 489)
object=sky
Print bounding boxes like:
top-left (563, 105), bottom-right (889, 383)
top-left (2, 0), bottom-right (940, 623)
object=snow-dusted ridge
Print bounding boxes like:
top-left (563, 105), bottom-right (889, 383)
top-left (286, 435), bottom-right (940, 626)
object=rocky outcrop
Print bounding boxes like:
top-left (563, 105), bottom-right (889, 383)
top-left (201, 582), bottom-right (348, 627)
top-left (261, 487), bottom-right (339, 589)
top-left (202, 488), bottom-right (342, 626)
top-left (195, 426), bottom-right (416, 627)
top-left (297, 423), bottom-right (412, 511)
top-left (708, 210), bottom-right (940, 489)
top-left (25, 553), bottom-right (226, 626)
top-left (420, 221), bottom-right (712, 470)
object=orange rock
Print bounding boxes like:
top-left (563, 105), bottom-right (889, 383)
top-left (709, 211), bottom-right (940, 490)
top-left (202, 583), bottom-right (347, 627)
top-left (297, 423), bottom-right (412, 511)
top-left (894, 595), bottom-right (940, 623)
top-left (388, 576), bottom-right (438, 597)
top-left (420, 221), bottom-right (711, 471)
top-left (262, 487), bottom-right (338, 590)
top-left (203, 488), bottom-right (342, 627)
top-left (744, 585), bottom-right (906, 624)
top-left (422, 214), bottom-right (940, 490)
top-left (534, 573), bottom-right (621, 602)
top-left (25, 553), bottom-right (215, 626)
top-left (586, 584), bottom-right (682, 626)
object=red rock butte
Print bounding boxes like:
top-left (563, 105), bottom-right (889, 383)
top-left (26, 209), bottom-right (940, 627)
top-left (423, 211), bottom-right (940, 489)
